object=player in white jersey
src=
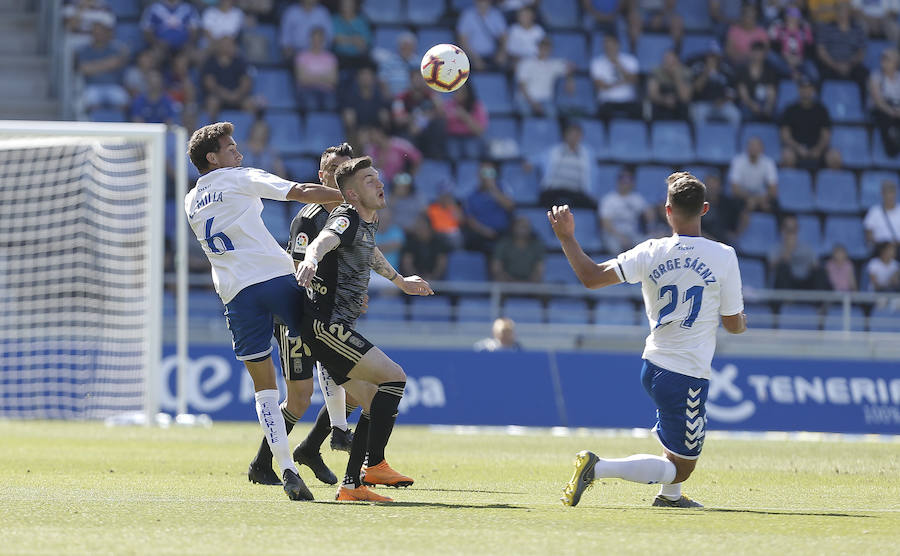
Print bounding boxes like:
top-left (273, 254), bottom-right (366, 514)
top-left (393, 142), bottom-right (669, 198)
top-left (184, 122), bottom-right (344, 501)
top-left (552, 172), bottom-right (747, 509)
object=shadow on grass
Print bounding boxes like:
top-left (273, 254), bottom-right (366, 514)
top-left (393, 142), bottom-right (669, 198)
top-left (705, 508), bottom-right (877, 519)
top-left (405, 487), bottom-right (528, 495)
top-left (313, 500), bottom-right (527, 510)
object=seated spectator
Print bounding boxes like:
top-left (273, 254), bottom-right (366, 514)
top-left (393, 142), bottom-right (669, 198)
top-left (124, 49), bottom-right (160, 98)
top-left (869, 48), bottom-right (900, 158)
top-left (538, 122), bottom-right (597, 210)
top-left (690, 42), bottom-right (741, 127)
top-left (557, 73), bottom-right (593, 118)
top-left (853, 0), bottom-right (899, 43)
top-left (341, 67), bottom-right (391, 143)
top-left (767, 6), bottom-right (818, 81)
top-left (76, 21), bottom-right (130, 113)
top-left (581, 0), bottom-right (619, 34)
top-left (389, 172), bottom-right (427, 232)
top-left (506, 6), bottom-right (545, 62)
top-left (331, 0), bottom-right (372, 71)
top-left (201, 0), bottom-right (244, 42)
top-left (760, 0), bottom-right (793, 25)
top-left (702, 172), bottom-right (747, 244)
top-left (726, 3), bottom-right (769, 66)
top-left (130, 70), bottom-right (178, 124)
top-left (768, 215), bottom-right (822, 289)
top-left (639, 0), bottom-right (685, 51)
top-left (238, 0), bottom-right (275, 21)
top-left (647, 49), bottom-right (692, 120)
top-left (622, 5), bottom-right (643, 53)
top-left (736, 41), bottom-right (778, 122)
top-left (280, 0), bottom-right (332, 61)
top-left (374, 31), bottom-right (419, 98)
top-left (591, 34), bottom-right (641, 120)
top-left (457, 0), bottom-right (508, 71)
top-left (825, 244), bottom-right (858, 291)
top-left (362, 126), bottom-right (422, 184)
top-left (391, 69), bottom-right (444, 157)
top-left (427, 191), bottom-right (464, 248)
top-left (867, 242), bottom-right (900, 291)
top-left (474, 317), bottom-right (522, 351)
top-left (242, 15), bottom-right (272, 64)
top-left (140, 0), bottom-right (199, 54)
top-left (864, 180), bottom-right (900, 247)
top-left (64, 0), bottom-right (116, 50)
top-left (294, 26), bottom-right (338, 112)
top-left (599, 168), bottom-right (653, 253)
top-left (240, 119), bottom-right (286, 177)
top-left (201, 36), bottom-right (255, 118)
top-left (515, 37), bottom-right (572, 117)
top-left (816, 2), bottom-right (868, 91)
top-left (401, 214), bottom-right (451, 281)
top-left (439, 85), bottom-right (488, 160)
top-left (728, 136), bottom-right (778, 212)
top-left (780, 76), bottom-right (832, 169)
top-left (462, 160), bottom-right (515, 253)
top-left (376, 208), bottom-right (405, 269)
top-left (491, 216), bottom-right (545, 282)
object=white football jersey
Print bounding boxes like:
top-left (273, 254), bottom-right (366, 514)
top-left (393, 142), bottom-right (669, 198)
top-left (616, 234), bottom-right (744, 379)
top-left (184, 166), bottom-right (296, 304)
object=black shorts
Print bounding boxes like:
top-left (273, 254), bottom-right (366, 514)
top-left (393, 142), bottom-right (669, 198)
top-left (300, 313), bottom-right (374, 385)
top-left (274, 323), bottom-right (314, 382)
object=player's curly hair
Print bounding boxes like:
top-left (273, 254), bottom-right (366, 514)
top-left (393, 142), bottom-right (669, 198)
top-left (187, 122), bottom-right (234, 173)
top-left (319, 142), bottom-right (354, 170)
top-left (334, 156), bottom-right (373, 194)
top-left (666, 172), bottom-right (706, 217)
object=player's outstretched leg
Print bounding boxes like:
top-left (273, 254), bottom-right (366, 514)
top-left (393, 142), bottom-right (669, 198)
top-left (561, 450), bottom-right (600, 507)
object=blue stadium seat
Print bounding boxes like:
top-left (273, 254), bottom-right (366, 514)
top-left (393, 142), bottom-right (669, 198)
top-left (551, 32), bottom-right (588, 70)
top-left (362, 0), bottom-right (403, 25)
top-left (778, 304), bottom-right (821, 330)
top-left (544, 254), bottom-right (580, 284)
top-left (608, 120), bottom-right (649, 163)
top-left (860, 170), bottom-right (897, 207)
top-left (88, 108), bottom-right (126, 123)
top-left (284, 157), bottom-right (318, 182)
top-left (573, 211), bottom-right (603, 252)
top-left (590, 31), bottom-right (607, 58)
top-left (823, 216), bottom-right (867, 259)
top-left (114, 22), bottom-right (143, 53)
top-left (830, 126), bottom-right (871, 168)
top-left (821, 80), bottom-right (864, 123)
top-left (455, 159), bottom-right (480, 197)
top-left (823, 304), bottom-right (866, 331)
top-left (303, 112), bottom-right (343, 156)
top-left (776, 79), bottom-right (798, 115)
top-left (634, 165), bottom-right (671, 205)
top-left (815, 170), bottom-right (859, 214)
top-left (696, 123), bottom-right (737, 164)
top-left (452, 0), bottom-right (474, 10)
top-left (365, 296), bottom-right (407, 321)
top-left (738, 212), bottom-right (778, 257)
top-left (164, 200), bottom-right (178, 242)
top-left (416, 159), bottom-right (453, 201)
top-left (499, 162), bottom-right (539, 204)
top-left (865, 40), bottom-right (892, 71)
top-left (636, 34), bottom-right (673, 70)
top-left (593, 163), bottom-right (621, 199)
top-left (217, 110), bottom-right (254, 142)
top-left (407, 0), bottom-right (445, 25)
top-left (739, 258), bottom-right (766, 289)
top-left (502, 298), bottom-right (545, 323)
top-left (446, 251), bottom-right (488, 282)
top-left (470, 73), bottom-right (513, 115)
top-left (252, 24), bottom-right (281, 65)
top-left (486, 116), bottom-right (518, 143)
top-left (677, 0), bottom-right (712, 31)
top-left (796, 215), bottom-right (823, 253)
top-left (870, 305), bottom-right (900, 332)
top-left (409, 296), bottom-right (453, 322)
top-left (417, 28), bottom-right (455, 59)
top-left (520, 117), bottom-right (561, 159)
top-left (373, 27), bottom-right (407, 52)
top-left (189, 290), bottom-right (225, 320)
top-left (254, 69), bottom-right (297, 110)
top-left (457, 297), bottom-right (492, 322)
top-left (539, 0), bottom-right (578, 28)
top-left (745, 303), bottom-right (775, 329)
top-left (872, 132), bottom-right (900, 169)
top-left (740, 122), bottom-right (781, 160)
top-left (110, 0), bottom-right (141, 19)
top-left (577, 118), bottom-right (606, 160)
top-left (547, 299), bottom-right (591, 324)
top-left (260, 200), bottom-right (290, 244)
top-left (163, 291), bottom-right (176, 319)
top-left (520, 207), bottom-right (559, 249)
top-left (679, 34), bottom-right (716, 61)
top-left (651, 121), bottom-right (694, 164)
top-left (264, 111), bottom-right (304, 155)
top-left (777, 168), bottom-right (814, 212)
top-left (594, 300), bottom-right (637, 325)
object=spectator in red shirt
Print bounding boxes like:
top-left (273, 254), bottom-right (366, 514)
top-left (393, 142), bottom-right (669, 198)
top-left (726, 3), bottom-right (769, 66)
top-left (768, 6), bottom-right (818, 82)
top-left (362, 125), bottom-right (422, 184)
top-left (438, 85), bottom-right (489, 160)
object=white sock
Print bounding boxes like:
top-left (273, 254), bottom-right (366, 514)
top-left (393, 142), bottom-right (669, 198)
top-left (658, 482), bottom-right (682, 500)
top-left (593, 454), bottom-right (676, 485)
top-left (317, 363), bottom-right (347, 431)
top-left (254, 389), bottom-right (297, 475)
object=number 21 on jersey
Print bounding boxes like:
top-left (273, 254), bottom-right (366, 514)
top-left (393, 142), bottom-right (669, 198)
top-left (657, 285), bottom-right (704, 329)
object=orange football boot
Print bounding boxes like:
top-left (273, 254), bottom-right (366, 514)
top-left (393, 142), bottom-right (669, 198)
top-left (362, 460), bottom-right (414, 487)
top-left (335, 485), bottom-right (393, 502)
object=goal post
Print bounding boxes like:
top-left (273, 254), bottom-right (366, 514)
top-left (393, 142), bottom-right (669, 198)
top-left (0, 120), bottom-right (170, 422)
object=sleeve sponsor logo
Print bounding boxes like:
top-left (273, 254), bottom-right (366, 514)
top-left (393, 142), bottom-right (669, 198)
top-left (293, 232), bottom-right (308, 253)
top-left (330, 215), bottom-right (351, 235)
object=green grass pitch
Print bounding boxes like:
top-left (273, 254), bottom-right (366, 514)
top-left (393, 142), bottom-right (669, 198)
top-left (1, 421), bottom-right (898, 555)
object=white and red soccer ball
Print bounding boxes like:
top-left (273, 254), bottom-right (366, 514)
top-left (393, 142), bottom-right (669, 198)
top-left (420, 44), bottom-right (470, 93)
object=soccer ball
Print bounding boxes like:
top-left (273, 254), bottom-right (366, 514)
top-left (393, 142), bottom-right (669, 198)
top-left (420, 44), bottom-right (470, 93)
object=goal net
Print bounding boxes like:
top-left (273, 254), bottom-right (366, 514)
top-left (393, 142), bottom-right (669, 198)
top-left (0, 121), bottom-right (166, 420)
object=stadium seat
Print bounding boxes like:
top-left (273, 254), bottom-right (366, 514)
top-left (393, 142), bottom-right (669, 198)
top-left (592, 163), bottom-right (621, 198)
top-left (88, 108), bottom-right (125, 123)
top-left (499, 161), bottom-right (539, 204)
top-left (745, 303), bottom-right (775, 329)
top-left (539, 0), bottom-right (578, 28)
top-left (679, 33), bottom-right (716, 61)
top-left (189, 290), bottom-right (225, 320)
top-left (821, 80), bottom-right (864, 123)
top-left (547, 298), bottom-right (591, 324)
top-left (520, 118), bottom-right (561, 159)
top-left (576, 118), bottom-right (606, 160)
top-left (114, 22), bottom-right (143, 53)
top-left (365, 296), bottom-right (407, 321)
top-left (865, 40), bottom-right (892, 72)
top-left (409, 296), bottom-right (453, 322)
top-left (573, 211), bottom-right (603, 252)
top-left (739, 258), bottom-right (766, 289)
top-left (695, 123), bottom-right (737, 164)
top-left (164, 200), bottom-right (178, 241)
top-left (362, 0), bottom-right (403, 25)
top-left (251, 24), bottom-right (281, 65)
top-left (218, 110), bottom-right (254, 142)
top-left (740, 122), bottom-right (781, 160)
top-left (502, 298), bottom-right (544, 323)
top-left (486, 116), bottom-right (519, 143)
top-left (594, 300), bottom-right (637, 326)
top-left (456, 297), bottom-right (493, 322)
top-left (260, 200), bottom-right (290, 244)
top-left (520, 207), bottom-right (559, 249)
top-left (823, 304), bottom-right (866, 331)
top-left (557, 76), bottom-right (599, 121)
top-left (830, 126), bottom-right (871, 168)
top-left (590, 31), bottom-right (606, 58)
top-left (678, 1), bottom-right (712, 32)
top-left (407, 0), bottom-right (445, 25)
top-left (776, 168), bottom-right (814, 213)
top-left (651, 121), bottom-right (694, 164)
top-left (796, 215), bottom-right (823, 253)
top-left (284, 157), bottom-right (318, 182)
top-left (451, 0), bottom-right (474, 10)
top-left (417, 28), bottom-right (455, 59)
top-left (635, 165), bottom-right (672, 205)
top-left (302, 112), bottom-right (344, 156)
top-left (776, 79), bottom-right (798, 115)
top-left (872, 132), bottom-right (900, 169)
top-left (455, 160), bottom-right (480, 197)
top-left (869, 305), bottom-right (900, 332)
top-left (636, 34), bottom-right (673, 70)
top-left (823, 216), bottom-right (868, 259)
top-left (163, 291), bottom-right (176, 318)
top-left (446, 251), bottom-right (488, 282)
top-left (860, 170), bottom-right (897, 207)
top-left (815, 170), bottom-right (859, 214)
top-left (111, 0), bottom-right (141, 18)
top-left (470, 73), bottom-right (514, 115)
top-left (778, 304), bottom-right (821, 330)
top-left (738, 212), bottom-right (778, 257)
top-left (254, 69), bottom-right (297, 110)
top-left (608, 120), bottom-right (649, 163)
top-left (544, 254), bottom-right (580, 284)
top-left (551, 32), bottom-right (588, 70)
top-left (373, 27), bottom-right (407, 52)
top-left (416, 159), bottom-right (454, 201)
top-left (264, 112), bottom-right (304, 155)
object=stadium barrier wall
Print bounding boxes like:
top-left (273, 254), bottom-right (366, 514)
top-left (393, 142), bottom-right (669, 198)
top-left (161, 345), bottom-right (900, 434)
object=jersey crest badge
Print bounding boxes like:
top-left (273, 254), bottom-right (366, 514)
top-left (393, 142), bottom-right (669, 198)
top-left (294, 232), bottom-right (308, 253)
top-left (331, 216), bottom-right (351, 235)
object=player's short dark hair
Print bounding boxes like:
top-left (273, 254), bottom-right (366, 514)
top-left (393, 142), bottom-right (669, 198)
top-left (334, 156), bottom-right (373, 194)
top-left (666, 172), bottom-right (706, 217)
top-left (319, 142), bottom-right (354, 170)
top-left (188, 122), bottom-right (234, 173)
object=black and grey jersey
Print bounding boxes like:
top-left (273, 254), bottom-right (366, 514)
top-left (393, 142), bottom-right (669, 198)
top-left (286, 203), bottom-right (330, 262)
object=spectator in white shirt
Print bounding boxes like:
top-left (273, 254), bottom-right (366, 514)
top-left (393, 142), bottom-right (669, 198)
top-left (202, 0), bottom-right (244, 42)
top-left (867, 242), bottom-right (900, 291)
top-left (727, 136), bottom-right (778, 212)
top-left (864, 180), bottom-right (900, 246)
top-left (853, 0), bottom-right (900, 43)
top-left (538, 122), bottom-right (597, 209)
top-left (515, 37), bottom-right (573, 117)
top-left (457, 0), bottom-right (508, 71)
top-left (599, 168), bottom-right (654, 253)
top-left (506, 6), bottom-right (545, 62)
top-left (590, 34), bottom-right (641, 120)
top-left (280, 0), bottom-right (332, 60)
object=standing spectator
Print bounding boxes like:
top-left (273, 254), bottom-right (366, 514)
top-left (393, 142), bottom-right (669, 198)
top-left (647, 49), bottom-right (693, 120)
top-left (374, 31), bottom-right (419, 97)
top-left (130, 70), bottom-right (178, 124)
top-left (780, 76), bottom-right (832, 169)
top-left (736, 41), bottom-right (778, 122)
top-left (279, 0), bottom-right (332, 60)
top-left (825, 244), bottom-right (858, 291)
top-left (853, 0), bottom-right (900, 43)
top-left (515, 37), bottom-right (572, 117)
top-left (768, 215), bottom-right (821, 290)
top-left (201, 36), bottom-right (255, 118)
top-left (140, 0), bottom-right (199, 54)
top-left (427, 191), bottom-right (464, 248)
top-left (63, 0), bottom-right (116, 50)
top-left (341, 67), bottom-right (391, 145)
top-left (767, 6), bottom-right (818, 81)
top-left (690, 42), bottom-right (741, 127)
top-left (869, 48), bottom-right (900, 158)
top-left (462, 160), bottom-right (515, 253)
top-left (581, 0), bottom-right (619, 34)
top-left (725, 3), bottom-right (769, 66)
top-left (816, 2), bottom-right (868, 92)
top-left (701, 172), bottom-right (747, 244)
top-left (538, 122), bottom-right (597, 209)
top-left (491, 216), bottom-right (545, 282)
top-left (867, 242), bottom-right (900, 291)
top-left (474, 317), bottom-right (522, 351)
top-left (240, 119), bottom-right (286, 177)
top-left (864, 180), bottom-right (900, 247)
top-left (331, 0), bottom-right (372, 71)
top-left (506, 6), bottom-right (545, 62)
top-left (599, 168), bottom-right (654, 253)
top-left (728, 136), bottom-right (778, 212)
top-left (294, 26), bottom-right (338, 112)
top-left (591, 34), bottom-right (641, 120)
top-left (201, 0), bottom-right (244, 42)
top-left (388, 172), bottom-right (427, 232)
top-left (124, 49), bottom-right (160, 98)
top-left (457, 0), bottom-right (508, 71)
top-left (76, 21), bottom-right (130, 113)
top-left (400, 214), bottom-right (451, 281)
top-left (362, 126), bottom-right (422, 184)
top-left (439, 86), bottom-right (489, 160)
top-left (391, 69), bottom-right (444, 157)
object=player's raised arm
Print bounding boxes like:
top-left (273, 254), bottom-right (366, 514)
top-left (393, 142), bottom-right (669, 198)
top-left (548, 205), bottom-right (623, 289)
top-left (371, 247), bottom-right (434, 296)
top-left (295, 230), bottom-right (341, 287)
top-left (286, 182), bottom-right (344, 205)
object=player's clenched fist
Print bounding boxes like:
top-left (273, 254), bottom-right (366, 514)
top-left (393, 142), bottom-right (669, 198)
top-left (547, 204), bottom-right (576, 240)
top-left (295, 259), bottom-right (318, 287)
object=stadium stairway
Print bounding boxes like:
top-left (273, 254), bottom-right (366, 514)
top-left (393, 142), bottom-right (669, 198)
top-left (0, 0), bottom-right (57, 119)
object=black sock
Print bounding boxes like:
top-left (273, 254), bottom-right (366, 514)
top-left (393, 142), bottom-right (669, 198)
top-left (366, 381), bottom-right (405, 466)
top-left (253, 405), bottom-right (297, 465)
top-left (300, 405), bottom-right (331, 452)
top-left (345, 403), bottom-right (357, 419)
top-left (281, 404), bottom-right (298, 436)
top-left (342, 411), bottom-right (370, 488)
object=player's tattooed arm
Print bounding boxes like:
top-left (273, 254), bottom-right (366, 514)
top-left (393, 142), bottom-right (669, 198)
top-left (372, 247), bottom-right (434, 296)
top-left (295, 231), bottom-right (340, 287)
top-left (286, 182), bottom-right (344, 204)
top-left (371, 247), bottom-right (400, 282)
